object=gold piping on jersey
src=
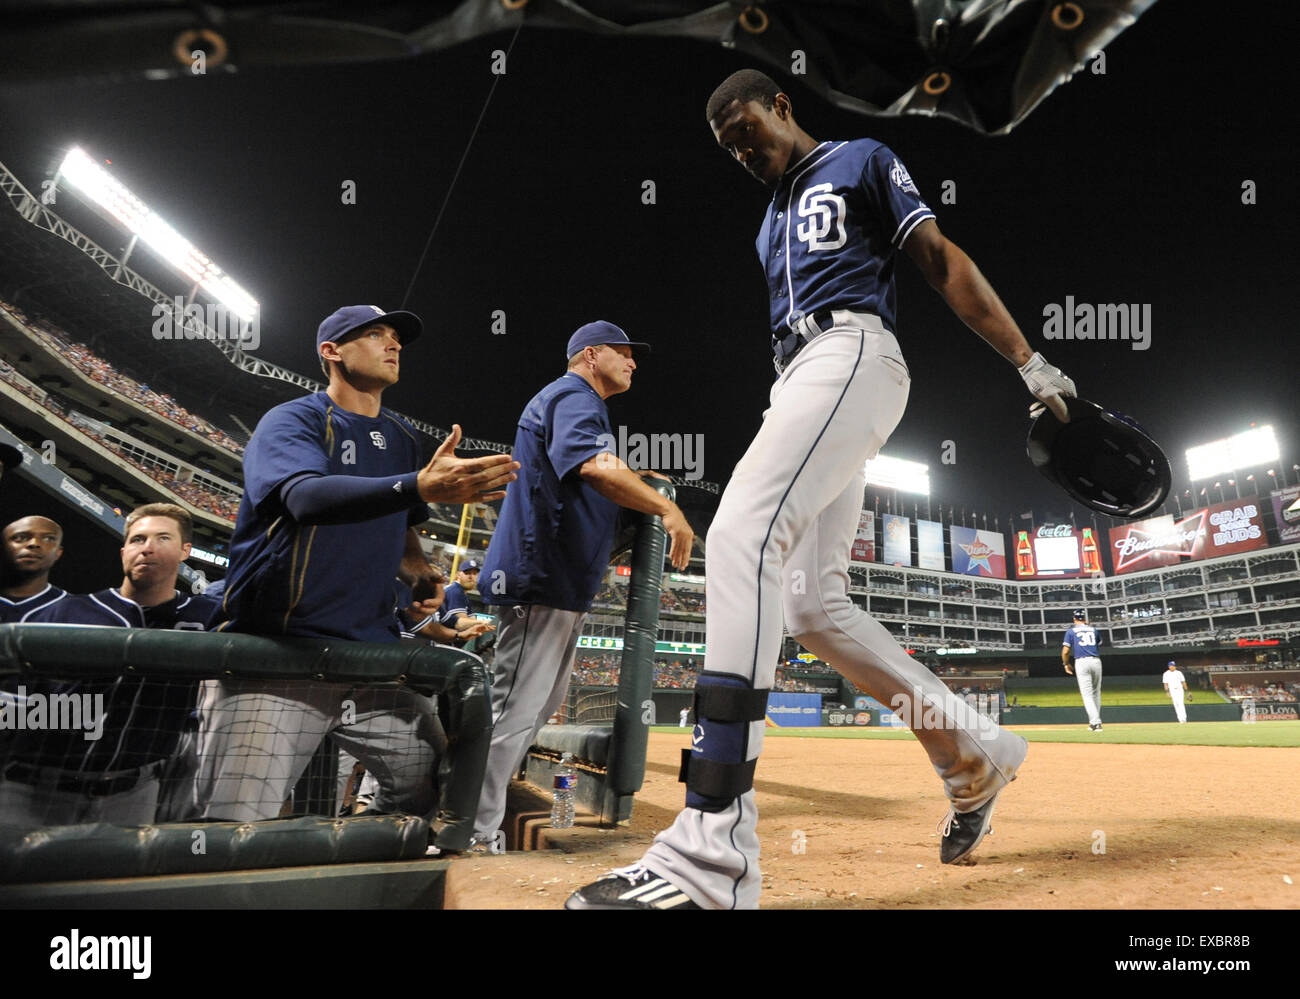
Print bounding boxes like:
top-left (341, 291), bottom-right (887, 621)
top-left (280, 525), bottom-right (304, 632)
top-left (282, 524), bottom-right (318, 631)
top-left (381, 408), bottom-right (421, 448)
top-left (324, 404), bottom-right (337, 458)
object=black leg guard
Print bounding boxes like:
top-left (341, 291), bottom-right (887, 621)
top-left (679, 672), bottom-right (770, 813)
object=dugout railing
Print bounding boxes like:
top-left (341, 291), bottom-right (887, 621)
top-left (523, 482), bottom-right (675, 826)
top-left (0, 624), bottom-right (489, 893)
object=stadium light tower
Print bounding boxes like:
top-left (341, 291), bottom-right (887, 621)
top-left (864, 454), bottom-right (930, 495)
top-left (1184, 425), bottom-right (1279, 482)
top-left (55, 146), bottom-right (259, 322)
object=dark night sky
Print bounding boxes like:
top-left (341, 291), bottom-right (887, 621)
top-left (0, 1), bottom-right (1296, 530)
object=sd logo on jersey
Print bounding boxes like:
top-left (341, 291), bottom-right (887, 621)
top-left (369, 431), bottom-right (387, 450)
top-left (796, 183), bottom-right (847, 251)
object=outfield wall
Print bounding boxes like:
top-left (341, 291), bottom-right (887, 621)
top-left (1002, 704), bottom-right (1241, 724)
top-left (649, 688), bottom-right (1253, 728)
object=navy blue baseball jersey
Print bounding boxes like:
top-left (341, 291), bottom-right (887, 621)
top-left (392, 577), bottom-right (433, 636)
top-left (0, 583), bottom-right (66, 622)
top-left (1063, 622), bottom-right (1101, 659)
top-left (219, 393), bottom-right (429, 643)
top-left (758, 139), bottom-right (935, 338)
top-left (439, 580), bottom-right (470, 626)
top-left (480, 372), bottom-right (619, 612)
top-left (12, 588), bottom-right (219, 771)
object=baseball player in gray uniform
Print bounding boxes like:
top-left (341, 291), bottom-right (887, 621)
top-left (567, 69), bottom-right (1077, 909)
top-left (1062, 609), bottom-right (1103, 731)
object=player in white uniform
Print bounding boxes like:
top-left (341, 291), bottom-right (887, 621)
top-left (1062, 609), bottom-right (1103, 731)
top-left (567, 69), bottom-right (1078, 910)
top-left (1163, 661), bottom-right (1188, 723)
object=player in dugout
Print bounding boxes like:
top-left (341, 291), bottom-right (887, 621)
top-left (193, 305), bottom-right (518, 823)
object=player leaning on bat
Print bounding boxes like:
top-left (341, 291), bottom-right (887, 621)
top-left (568, 69), bottom-right (1079, 910)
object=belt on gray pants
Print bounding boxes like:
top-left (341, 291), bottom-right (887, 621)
top-left (773, 310), bottom-right (834, 373)
top-left (773, 310), bottom-right (890, 373)
top-left (2, 758), bottom-right (164, 796)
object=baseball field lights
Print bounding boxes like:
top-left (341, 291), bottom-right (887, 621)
top-left (56, 147), bottom-right (259, 323)
top-left (864, 454), bottom-right (930, 495)
top-left (1184, 425), bottom-right (1279, 481)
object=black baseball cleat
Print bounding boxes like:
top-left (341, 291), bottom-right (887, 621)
top-left (565, 864), bottom-right (701, 910)
top-left (938, 794), bottom-right (1005, 865)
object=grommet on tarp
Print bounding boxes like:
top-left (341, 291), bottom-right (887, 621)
top-left (739, 6), bottom-right (769, 35)
top-left (1051, 3), bottom-right (1085, 31)
top-left (172, 28), bottom-right (228, 69)
top-left (922, 70), bottom-right (951, 96)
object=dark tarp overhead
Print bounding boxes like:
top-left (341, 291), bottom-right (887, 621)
top-left (0, 0), bottom-right (1156, 133)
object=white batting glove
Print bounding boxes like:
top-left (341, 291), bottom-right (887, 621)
top-left (1019, 352), bottom-right (1076, 422)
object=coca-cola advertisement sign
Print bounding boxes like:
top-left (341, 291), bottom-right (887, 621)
top-left (1012, 524), bottom-right (1103, 579)
top-left (1107, 500), bottom-right (1268, 574)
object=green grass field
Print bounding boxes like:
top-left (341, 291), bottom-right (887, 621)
top-left (650, 721), bottom-right (1300, 748)
top-left (1004, 686), bottom-right (1227, 707)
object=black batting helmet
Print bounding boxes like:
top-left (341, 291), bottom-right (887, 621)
top-left (1027, 397), bottom-right (1171, 520)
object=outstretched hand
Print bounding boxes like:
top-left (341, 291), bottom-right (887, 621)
top-left (418, 424), bottom-right (520, 504)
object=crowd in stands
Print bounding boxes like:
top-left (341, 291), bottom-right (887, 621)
top-left (659, 587), bottom-right (705, 613)
top-left (566, 654), bottom-right (825, 693)
top-left (1221, 681), bottom-right (1300, 702)
top-left (592, 582), bottom-right (626, 609)
top-left (591, 580), bottom-right (707, 615)
top-left (773, 667), bottom-right (825, 693)
top-left (569, 653), bottom-right (622, 687)
top-left (653, 659), bottom-right (698, 689)
top-left (0, 301), bottom-right (245, 455)
top-left (0, 312), bottom-right (243, 522)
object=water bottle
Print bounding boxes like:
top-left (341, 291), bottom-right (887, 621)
top-left (551, 752), bottom-right (576, 828)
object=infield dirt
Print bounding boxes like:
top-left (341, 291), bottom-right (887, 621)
top-left (443, 730), bottom-right (1299, 909)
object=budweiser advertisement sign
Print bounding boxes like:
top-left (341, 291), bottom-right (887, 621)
top-left (1012, 524), bottom-right (1103, 579)
top-left (1107, 499), bottom-right (1268, 574)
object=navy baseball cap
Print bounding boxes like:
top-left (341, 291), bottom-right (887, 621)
top-left (1167, 660), bottom-right (1176, 667)
top-left (1072, 609), bottom-right (1087, 620)
top-left (460, 560), bottom-right (481, 573)
top-left (565, 320), bottom-right (649, 360)
top-left (317, 305), bottom-right (423, 352)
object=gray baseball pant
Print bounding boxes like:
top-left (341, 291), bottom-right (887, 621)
top-left (473, 604), bottom-right (585, 841)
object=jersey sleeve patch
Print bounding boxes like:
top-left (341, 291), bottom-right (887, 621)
top-left (863, 146), bottom-right (936, 249)
top-left (890, 157), bottom-right (920, 196)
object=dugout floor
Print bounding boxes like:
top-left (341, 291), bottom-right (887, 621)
top-left (444, 730), bottom-right (1299, 909)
